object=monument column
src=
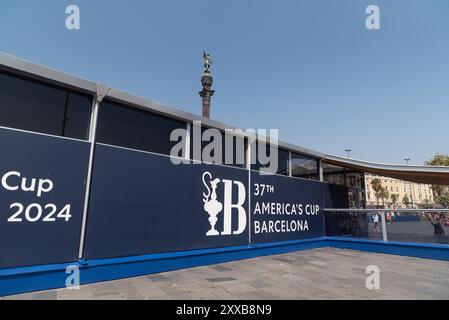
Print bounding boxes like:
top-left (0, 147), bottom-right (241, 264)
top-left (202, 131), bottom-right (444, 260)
top-left (199, 51), bottom-right (215, 118)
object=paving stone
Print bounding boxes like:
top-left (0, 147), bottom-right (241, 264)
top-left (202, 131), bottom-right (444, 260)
top-left (209, 265), bottom-right (234, 272)
top-left (246, 279), bottom-right (271, 289)
top-left (147, 274), bottom-right (171, 282)
top-left (206, 277), bottom-right (238, 283)
top-left (220, 283), bottom-right (259, 294)
top-left (91, 288), bottom-right (120, 297)
top-left (33, 291), bottom-right (57, 300)
top-left (3, 293), bottom-right (35, 300)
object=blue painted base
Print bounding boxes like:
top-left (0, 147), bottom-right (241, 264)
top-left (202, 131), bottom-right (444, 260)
top-left (0, 238), bottom-right (327, 297)
top-left (326, 237), bottom-right (449, 261)
top-left (2, 237), bottom-right (449, 297)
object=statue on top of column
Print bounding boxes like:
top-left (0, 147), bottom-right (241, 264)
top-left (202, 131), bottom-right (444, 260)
top-left (203, 51), bottom-right (212, 73)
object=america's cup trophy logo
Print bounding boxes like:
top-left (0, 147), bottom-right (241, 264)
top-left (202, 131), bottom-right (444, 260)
top-left (202, 172), bottom-right (223, 236)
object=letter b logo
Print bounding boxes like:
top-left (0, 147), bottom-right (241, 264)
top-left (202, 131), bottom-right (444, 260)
top-left (221, 179), bottom-right (247, 235)
top-left (202, 172), bottom-right (247, 237)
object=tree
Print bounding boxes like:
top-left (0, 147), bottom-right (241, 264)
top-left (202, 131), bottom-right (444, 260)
top-left (425, 154), bottom-right (449, 167)
top-left (402, 195), bottom-right (410, 207)
top-left (379, 189), bottom-right (389, 206)
top-left (390, 194), bottom-right (399, 206)
top-left (438, 194), bottom-right (449, 208)
top-left (425, 154), bottom-right (449, 208)
top-left (371, 178), bottom-right (383, 206)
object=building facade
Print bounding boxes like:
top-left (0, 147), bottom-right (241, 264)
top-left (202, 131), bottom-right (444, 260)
top-left (365, 173), bottom-right (435, 208)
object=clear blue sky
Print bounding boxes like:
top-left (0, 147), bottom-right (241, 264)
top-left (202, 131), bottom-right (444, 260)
top-left (1, 0), bottom-right (448, 165)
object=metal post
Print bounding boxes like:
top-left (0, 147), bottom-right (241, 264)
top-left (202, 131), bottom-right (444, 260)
top-left (77, 84), bottom-right (110, 260)
top-left (381, 211), bottom-right (388, 242)
top-left (319, 160), bottom-right (324, 182)
top-left (246, 139), bottom-right (252, 245)
top-left (288, 151), bottom-right (292, 177)
top-left (185, 122), bottom-right (191, 161)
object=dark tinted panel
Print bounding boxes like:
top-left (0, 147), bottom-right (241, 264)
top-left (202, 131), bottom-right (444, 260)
top-left (224, 133), bottom-right (246, 168)
top-left (0, 71), bottom-right (92, 140)
top-left (191, 127), bottom-right (223, 163)
top-left (322, 162), bottom-right (346, 185)
top-left (276, 148), bottom-right (290, 175)
top-left (96, 100), bottom-right (186, 155)
top-left (251, 142), bottom-right (289, 176)
top-left (63, 93), bottom-right (92, 139)
top-left (191, 127), bottom-right (246, 168)
top-left (291, 152), bottom-right (319, 180)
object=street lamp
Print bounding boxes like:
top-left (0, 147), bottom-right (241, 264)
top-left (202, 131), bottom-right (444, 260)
top-left (345, 149), bottom-right (352, 158)
top-left (404, 158), bottom-right (411, 165)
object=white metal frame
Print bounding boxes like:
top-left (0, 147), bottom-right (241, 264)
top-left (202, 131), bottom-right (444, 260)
top-left (77, 84), bottom-right (111, 259)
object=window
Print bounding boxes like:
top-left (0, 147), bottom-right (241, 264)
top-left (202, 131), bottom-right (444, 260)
top-left (251, 142), bottom-right (289, 176)
top-left (96, 100), bottom-right (186, 155)
top-left (191, 127), bottom-right (246, 168)
top-left (322, 162), bottom-right (346, 185)
top-left (291, 152), bottom-right (319, 180)
top-left (0, 71), bottom-right (92, 140)
top-left (223, 132), bottom-right (247, 168)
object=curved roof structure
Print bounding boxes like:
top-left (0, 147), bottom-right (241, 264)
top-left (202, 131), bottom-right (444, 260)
top-left (324, 155), bottom-right (449, 185)
top-left (0, 51), bottom-right (448, 185)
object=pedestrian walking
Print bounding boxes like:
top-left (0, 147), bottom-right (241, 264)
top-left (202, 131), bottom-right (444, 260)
top-left (431, 214), bottom-right (445, 235)
top-left (373, 213), bottom-right (380, 233)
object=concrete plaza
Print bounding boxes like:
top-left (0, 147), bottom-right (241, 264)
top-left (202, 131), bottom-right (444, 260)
top-left (3, 247), bottom-right (449, 300)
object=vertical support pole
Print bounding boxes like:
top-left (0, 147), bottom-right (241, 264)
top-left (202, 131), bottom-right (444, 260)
top-left (246, 139), bottom-right (252, 245)
top-left (381, 211), bottom-right (388, 242)
top-left (288, 151), bottom-right (292, 177)
top-left (320, 161), bottom-right (326, 235)
top-left (319, 160), bottom-right (324, 182)
top-left (185, 122), bottom-right (191, 161)
top-left (78, 85), bottom-right (110, 260)
top-left (62, 93), bottom-right (70, 137)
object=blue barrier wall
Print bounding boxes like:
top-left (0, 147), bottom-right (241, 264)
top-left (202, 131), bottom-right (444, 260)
top-left (0, 128), bottom-right (89, 269)
top-left (0, 132), bottom-right (355, 296)
top-left (0, 135), bottom-right (346, 271)
top-left (83, 144), bottom-right (251, 259)
top-left (82, 144), bottom-right (329, 260)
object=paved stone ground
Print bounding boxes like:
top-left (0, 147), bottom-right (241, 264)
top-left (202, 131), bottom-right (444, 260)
top-left (3, 248), bottom-right (449, 300)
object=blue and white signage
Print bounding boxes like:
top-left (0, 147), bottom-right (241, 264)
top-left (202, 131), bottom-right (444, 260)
top-left (83, 144), bottom-right (250, 260)
top-left (0, 128), bottom-right (89, 269)
top-left (251, 172), bottom-right (325, 244)
top-left (0, 130), bottom-right (344, 269)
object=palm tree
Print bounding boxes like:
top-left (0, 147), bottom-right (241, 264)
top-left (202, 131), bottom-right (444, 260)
top-left (379, 189), bottom-right (389, 207)
top-left (371, 178), bottom-right (383, 206)
top-left (390, 194), bottom-right (399, 207)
